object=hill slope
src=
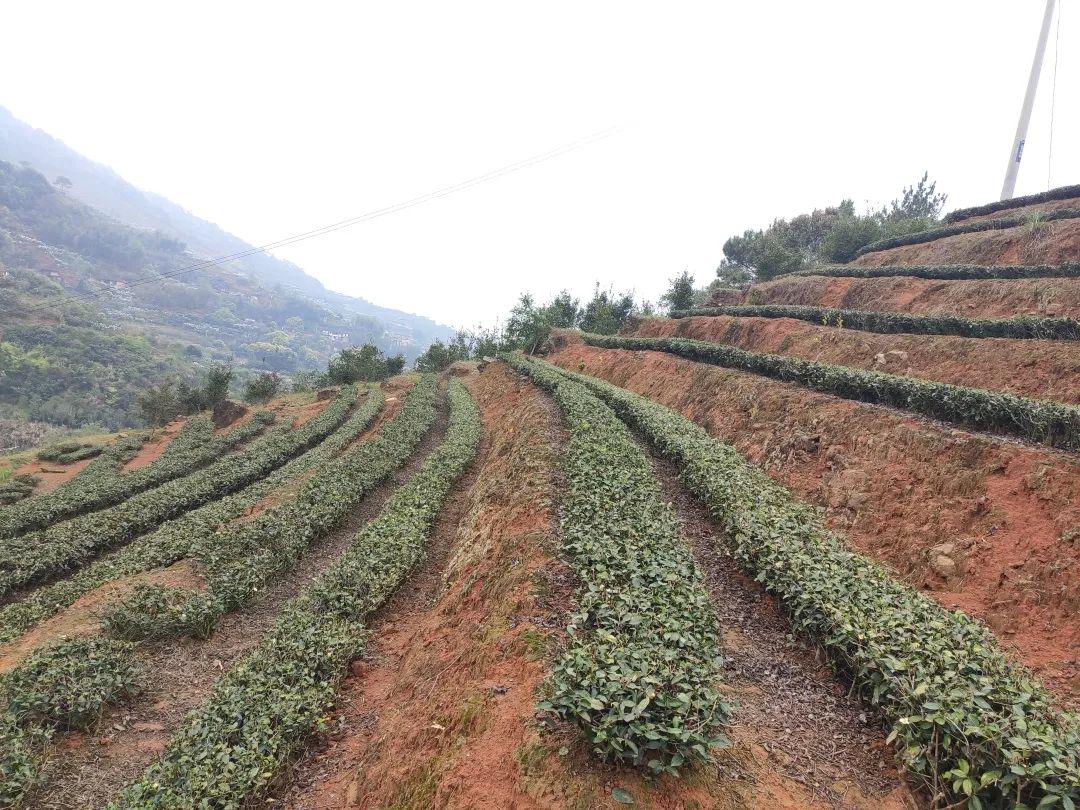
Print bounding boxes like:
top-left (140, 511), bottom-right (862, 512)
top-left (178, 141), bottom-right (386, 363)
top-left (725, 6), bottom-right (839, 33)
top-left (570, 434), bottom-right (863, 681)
top-left (0, 106), bottom-right (453, 351)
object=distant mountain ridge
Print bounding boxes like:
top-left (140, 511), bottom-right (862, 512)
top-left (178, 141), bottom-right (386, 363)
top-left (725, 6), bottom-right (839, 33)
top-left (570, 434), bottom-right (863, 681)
top-left (0, 105), bottom-right (453, 346)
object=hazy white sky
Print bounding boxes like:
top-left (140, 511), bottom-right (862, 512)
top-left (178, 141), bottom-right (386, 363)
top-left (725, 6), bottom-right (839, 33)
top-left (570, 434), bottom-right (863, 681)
top-left (2, 1), bottom-right (1077, 328)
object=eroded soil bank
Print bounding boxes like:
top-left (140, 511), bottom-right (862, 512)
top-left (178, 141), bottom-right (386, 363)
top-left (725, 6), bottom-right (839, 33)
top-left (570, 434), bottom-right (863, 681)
top-left (853, 217), bottom-right (1080, 267)
top-left (547, 336), bottom-right (1080, 704)
top-left (742, 274), bottom-right (1080, 319)
top-left (631, 315), bottom-right (1080, 404)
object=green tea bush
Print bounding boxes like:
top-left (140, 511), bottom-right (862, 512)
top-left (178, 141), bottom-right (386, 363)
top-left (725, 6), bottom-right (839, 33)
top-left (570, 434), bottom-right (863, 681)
top-left (853, 208), bottom-right (1080, 258)
top-left (0, 638), bottom-right (142, 805)
top-left (102, 584), bottom-right (218, 640)
top-left (107, 376), bottom-right (440, 639)
top-left (309, 378), bottom-right (480, 621)
top-left (505, 353), bottom-right (728, 775)
top-left (0, 388), bottom-right (385, 645)
top-left (51, 432), bottom-right (147, 495)
top-left (673, 304), bottom-right (1080, 341)
top-left (3, 637), bottom-right (142, 730)
top-left (793, 262), bottom-right (1080, 280)
top-left (944, 184), bottom-right (1080, 224)
top-left (539, 360), bottom-right (1080, 808)
top-left (0, 475), bottom-right (37, 506)
top-left (0, 388), bottom-right (358, 595)
top-left (583, 333), bottom-right (1080, 450)
top-left (113, 379), bottom-right (480, 809)
top-left (0, 410), bottom-right (274, 540)
top-left (36, 440), bottom-right (103, 464)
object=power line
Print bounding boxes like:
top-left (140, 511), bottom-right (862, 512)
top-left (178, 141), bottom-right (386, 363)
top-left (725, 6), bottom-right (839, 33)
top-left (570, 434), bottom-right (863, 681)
top-left (27, 126), bottom-right (622, 314)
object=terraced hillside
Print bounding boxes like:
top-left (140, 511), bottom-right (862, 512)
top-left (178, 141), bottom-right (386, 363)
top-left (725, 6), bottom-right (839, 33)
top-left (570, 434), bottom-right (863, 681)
top-left (1, 189), bottom-right (1078, 810)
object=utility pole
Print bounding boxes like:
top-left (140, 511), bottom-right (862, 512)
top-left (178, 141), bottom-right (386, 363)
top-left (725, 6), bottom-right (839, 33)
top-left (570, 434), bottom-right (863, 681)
top-left (1000, 0), bottom-right (1057, 200)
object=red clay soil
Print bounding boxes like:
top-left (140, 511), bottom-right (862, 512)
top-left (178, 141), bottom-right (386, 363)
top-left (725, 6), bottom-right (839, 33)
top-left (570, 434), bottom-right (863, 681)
top-left (284, 363), bottom-right (569, 810)
top-left (745, 274), bottom-right (1080, 318)
top-left (853, 216), bottom-right (1080, 267)
top-left (947, 195), bottom-right (1080, 226)
top-left (547, 335), bottom-right (1080, 705)
top-left (123, 420), bottom-right (186, 472)
top-left (11, 455), bottom-right (96, 495)
top-left (631, 315), bottom-right (1080, 404)
top-left (0, 559), bottom-right (203, 674)
top-left (240, 382), bottom-right (413, 523)
top-left (284, 364), bottom-right (915, 810)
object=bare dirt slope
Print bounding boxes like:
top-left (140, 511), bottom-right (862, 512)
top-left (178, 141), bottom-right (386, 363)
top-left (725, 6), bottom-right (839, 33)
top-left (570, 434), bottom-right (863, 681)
top-left (853, 216), bottom-right (1080, 266)
top-left (947, 195), bottom-right (1080, 226)
top-left (546, 335), bottom-right (1080, 704)
top-left (744, 274), bottom-right (1080, 318)
top-left (631, 314), bottom-right (1080, 404)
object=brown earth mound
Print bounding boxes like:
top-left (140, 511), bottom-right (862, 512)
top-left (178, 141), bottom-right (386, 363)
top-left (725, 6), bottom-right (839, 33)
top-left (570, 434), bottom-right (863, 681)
top-left (630, 315), bottom-right (1080, 403)
top-left (853, 217), bottom-right (1080, 267)
top-left (547, 335), bottom-right (1080, 704)
top-left (949, 195), bottom-right (1080, 226)
top-left (211, 399), bottom-right (248, 429)
top-left (746, 274), bottom-right (1080, 318)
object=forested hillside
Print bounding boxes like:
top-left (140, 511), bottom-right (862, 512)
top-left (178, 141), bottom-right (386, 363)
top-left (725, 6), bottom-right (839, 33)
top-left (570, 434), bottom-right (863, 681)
top-left (0, 106), bottom-right (453, 352)
top-left (0, 158), bottom-right (441, 433)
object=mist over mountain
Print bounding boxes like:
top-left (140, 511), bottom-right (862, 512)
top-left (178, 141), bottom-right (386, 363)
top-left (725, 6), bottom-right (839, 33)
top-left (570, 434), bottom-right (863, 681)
top-left (0, 107), bottom-right (456, 434)
top-left (0, 106), bottom-right (454, 349)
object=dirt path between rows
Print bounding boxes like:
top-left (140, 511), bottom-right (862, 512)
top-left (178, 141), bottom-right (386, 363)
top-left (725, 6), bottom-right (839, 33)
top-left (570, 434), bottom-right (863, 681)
top-left (642, 439), bottom-right (921, 809)
top-left (282, 363), bottom-right (577, 809)
top-left (24, 385), bottom-right (450, 810)
top-left (281, 363), bottom-right (923, 809)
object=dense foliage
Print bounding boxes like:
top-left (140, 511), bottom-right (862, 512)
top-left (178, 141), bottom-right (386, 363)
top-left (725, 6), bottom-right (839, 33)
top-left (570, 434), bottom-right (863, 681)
top-left (541, 361), bottom-right (1080, 808)
top-left (505, 353), bottom-right (729, 775)
top-left (413, 335), bottom-right (473, 372)
top-left (104, 376), bottom-right (440, 639)
top-left (0, 387), bottom-right (386, 645)
top-left (0, 389), bottom-right (356, 593)
top-left (583, 332), bottom-right (1080, 450)
top-left (722, 174), bottom-right (947, 278)
top-left (0, 409), bottom-right (273, 539)
top-left (113, 379), bottom-right (480, 809)
top-left (1, 638), bottom-right (142, 806)
top-left (659, 271), bottom-right (696, 314)
top-left (673, 304), bottom-right (1080, 341)
top-left (243, 370), bottom-right (283, 403)
top-left (36, 439), bottom-right (103, 464)
top-left (943, 183), bottom-right (1080, 224)
top-left (0, 474), bottom-right (36, 506)
top-left (793, 262), bottom-right (1080, 280)
top-left (853, 208), bottom-right (1080, 259)
top-left (136, 363), bottom-right (235, 426)
top-left (324, 344), bottom-right (405, 384)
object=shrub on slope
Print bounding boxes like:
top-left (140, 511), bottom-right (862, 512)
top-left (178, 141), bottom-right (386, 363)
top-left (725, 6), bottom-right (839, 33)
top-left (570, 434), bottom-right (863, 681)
top-left (0, 387), bottom-right (385, 644)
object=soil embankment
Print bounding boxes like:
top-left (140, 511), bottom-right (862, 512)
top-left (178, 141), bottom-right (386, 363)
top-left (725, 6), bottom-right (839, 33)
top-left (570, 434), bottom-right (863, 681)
top-left (631, 315), bottom-right (1080, 404)
top-left (853, 216), bottom-right (1080, 267)
top-left (743, 274), bottom-right (1080, 319)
